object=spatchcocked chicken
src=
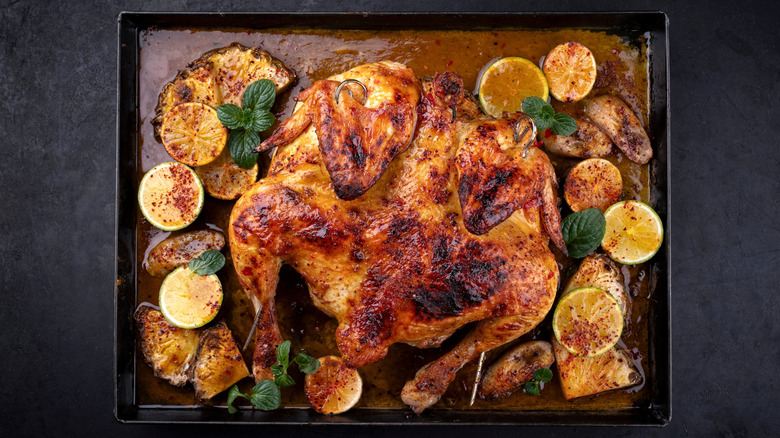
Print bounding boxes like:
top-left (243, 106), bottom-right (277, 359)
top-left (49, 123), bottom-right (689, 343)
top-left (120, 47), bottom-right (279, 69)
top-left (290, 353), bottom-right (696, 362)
top-left (229, 61), bottom-right (566, 413)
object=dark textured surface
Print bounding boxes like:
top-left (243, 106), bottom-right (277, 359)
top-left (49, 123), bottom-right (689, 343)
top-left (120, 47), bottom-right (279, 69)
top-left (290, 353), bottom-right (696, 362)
top-left (0, 0), bottom-right (778, 436)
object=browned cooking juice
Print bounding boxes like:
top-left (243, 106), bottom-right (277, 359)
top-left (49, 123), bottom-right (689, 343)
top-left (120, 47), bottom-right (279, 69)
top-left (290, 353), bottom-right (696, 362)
top-left (136, 27), bottom-right (654, 411)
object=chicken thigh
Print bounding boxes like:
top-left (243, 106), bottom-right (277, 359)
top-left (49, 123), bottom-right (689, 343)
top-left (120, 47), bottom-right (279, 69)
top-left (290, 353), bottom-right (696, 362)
top-left (229, 62), bottom-right (564, 412)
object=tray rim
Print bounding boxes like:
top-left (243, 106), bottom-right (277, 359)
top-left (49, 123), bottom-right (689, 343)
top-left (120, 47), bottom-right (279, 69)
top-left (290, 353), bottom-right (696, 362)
top-left (115, 10), bottom-right (671, 426)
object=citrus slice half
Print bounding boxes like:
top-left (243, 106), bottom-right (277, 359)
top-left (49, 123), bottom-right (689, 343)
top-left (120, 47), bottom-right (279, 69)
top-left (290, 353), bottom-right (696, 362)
top-left (552, 286), bottom-right (623, 357)
top-left (477, 57), bottom-right (549, 118)
top-left (564, 158), bottom-right (623, 212)
top-left (161, 102), bottom-right (228, 167)
top-left (304, 355), bottom-right (362, 415)
top-left (138, 161), bottom-right (204, 231)
top-left (159, 266), bottom-right (223, 329)
top-left (543, 42), bottom-right (597, 103)
top-left (602, 200), bottom-right (664, 265)
top-left (195, 149), bottom-right (258, 200)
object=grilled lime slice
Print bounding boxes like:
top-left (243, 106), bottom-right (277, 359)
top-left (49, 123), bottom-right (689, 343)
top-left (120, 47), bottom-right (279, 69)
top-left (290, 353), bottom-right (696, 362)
top-left (159, 266), bottom-right (223, 329)
top-left (138, 161), bottom-right (204, 231)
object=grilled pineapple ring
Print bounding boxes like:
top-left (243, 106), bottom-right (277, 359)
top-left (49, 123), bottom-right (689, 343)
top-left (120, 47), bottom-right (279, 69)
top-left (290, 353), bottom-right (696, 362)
top-left (152, 42), bottom-right (296, 139)
top-left (151, 43), bottom-right (296, 199)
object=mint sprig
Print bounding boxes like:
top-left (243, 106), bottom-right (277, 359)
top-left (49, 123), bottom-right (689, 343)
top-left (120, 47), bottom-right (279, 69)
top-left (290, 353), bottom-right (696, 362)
top-left (188, 249), bottom-right (225, 276)
top-left (521, 96), bottom-right (577, 136)
top-left (217, 79), bottom-right (277, 169)
top-left (226, 341), bottom-right (321, 413)
top-left (561, 208), bottom-right (607, 258)
top-left (523, 367), bottom-right (553, 396)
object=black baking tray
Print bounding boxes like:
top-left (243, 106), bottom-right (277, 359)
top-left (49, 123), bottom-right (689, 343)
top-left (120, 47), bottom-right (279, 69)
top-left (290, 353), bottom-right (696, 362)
top-left (115, 11), bottom-right (670, 426)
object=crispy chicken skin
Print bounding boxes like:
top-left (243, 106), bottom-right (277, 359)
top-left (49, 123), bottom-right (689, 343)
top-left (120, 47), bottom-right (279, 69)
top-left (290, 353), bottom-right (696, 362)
top-left (135, 306), bottom-right (199, 387)
top-left (456, 115), bottom-right (567, 253)
top-left (257, 61), bottom-right (420, 200)
top-left (229, 64), bottom-right (563, 411)
top-left (152, 42), bottom-right (296, 139)
top-left (582, 95), bottom-right (652, 164)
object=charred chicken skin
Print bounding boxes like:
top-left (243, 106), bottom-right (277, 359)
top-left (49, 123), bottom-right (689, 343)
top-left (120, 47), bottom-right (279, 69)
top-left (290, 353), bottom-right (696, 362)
top-left (229, 62), bottom-right (564, 412)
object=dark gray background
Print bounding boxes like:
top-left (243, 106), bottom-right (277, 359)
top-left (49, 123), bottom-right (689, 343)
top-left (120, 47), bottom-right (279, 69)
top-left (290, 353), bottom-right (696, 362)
top-left (1, 0), bottom-right (778, 436)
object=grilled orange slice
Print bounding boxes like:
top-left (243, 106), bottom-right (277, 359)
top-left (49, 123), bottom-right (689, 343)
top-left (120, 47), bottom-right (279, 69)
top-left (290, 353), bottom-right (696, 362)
top-left (478, 57), bottom-right (549, 118)
top-left (161, 103), bottom-right (227, 167)
top-left (602, 200), bottom-right (664, 265)
top-left (304, 356), bottom-right (362, 415)
top-left (543, 42), bottom-right (597, 102)
top-left (195, 149), bottom-right (258, 200)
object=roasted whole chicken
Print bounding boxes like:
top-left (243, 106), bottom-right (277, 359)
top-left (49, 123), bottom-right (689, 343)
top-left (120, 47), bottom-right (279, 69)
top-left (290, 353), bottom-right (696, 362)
top-left (229, 62), bottom-right (566, 413)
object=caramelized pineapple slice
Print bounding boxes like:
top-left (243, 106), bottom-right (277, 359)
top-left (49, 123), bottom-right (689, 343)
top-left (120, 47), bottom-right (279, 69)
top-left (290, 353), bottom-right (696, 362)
top-left (564, 253), bottom-right (628, 315)
top-left (153, 42), bottom-right (296, 138)
top-left (191, 321), bottom-right (250, 401)
top-left (553, 338), bottom-right (641, 400)
top-left (135, 306), bottom-right (199, 386)
top-left (153, 67), bottom-right (218, 138)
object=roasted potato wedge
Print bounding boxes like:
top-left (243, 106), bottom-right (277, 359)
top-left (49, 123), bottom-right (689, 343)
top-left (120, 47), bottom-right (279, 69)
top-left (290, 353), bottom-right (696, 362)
top-left (135, 306), bottom-right (199, 387)
top-left (582, 95), bottom-right (652, 164)
top-left (195, 149), bottom-right (258, 200)
top-left (564, 253), bottom-right (628, 315)
top-left (543, 119), bottom-right (612, 159)
top-left (145, 230), bottom-right (225, 277)
top-left (191, 321), bottom-right (250, 401)
top-left (553, 338), bottom-right (641, 400)
top-left (479, 340), bottom-right (555, 400)
top-left (563, 158), bottom-right (622, 212)
top-left (152, 42), bottom-right (296, 138)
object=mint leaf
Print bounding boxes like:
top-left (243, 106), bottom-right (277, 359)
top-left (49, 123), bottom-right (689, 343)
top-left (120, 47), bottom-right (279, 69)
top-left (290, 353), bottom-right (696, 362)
top-left (188, 250), bottom-right (225, 276)
top-left (551, 113), bottom-right (578, 136)
top-left (533, 367), bottom-right (553, 383)
top-left (294, 353), bottom-right (321, 375)
top-left (249, 108), bottom-right (275, 133)
top-left (228, 129), bottom-right (260, 169)
top-left (241, 108), bottom-right (256, 130)
top-left (249, 380), bottom-right (281, 410)
top-left (270, 364), bottom-right (285, 378)
top-left (275, 373), bottom-right (295, 388)
top-left (277, 340), bottom-right (291, 369)
top-left (524, 381), bottom-right (540, 396)
top-left (521, 96), bottom-right (547, 118)
top-left (227, 385), bottom-right (249, 414)
top-left (242, 79), bottom-right (276, 111)
top-left (562, 209), bottom-right (606, 258)
top-left (217, 104), bottom-right (244, 130)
